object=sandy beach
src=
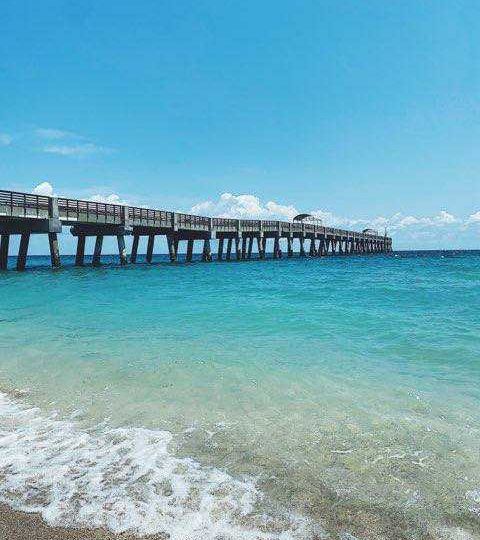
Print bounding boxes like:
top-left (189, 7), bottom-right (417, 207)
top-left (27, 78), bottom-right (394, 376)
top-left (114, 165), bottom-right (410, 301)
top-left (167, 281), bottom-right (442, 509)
top-left (0, 505), bottom-right (166, 540)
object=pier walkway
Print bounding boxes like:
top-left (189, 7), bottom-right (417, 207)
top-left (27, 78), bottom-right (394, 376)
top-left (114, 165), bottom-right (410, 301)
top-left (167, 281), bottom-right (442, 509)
top-left (0, 189), bottom-right (392, 270)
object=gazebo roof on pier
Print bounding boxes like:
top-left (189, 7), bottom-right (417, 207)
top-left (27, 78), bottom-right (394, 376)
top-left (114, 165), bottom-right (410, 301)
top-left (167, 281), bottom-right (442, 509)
top-left (293, 213), bottom-right (323, 226)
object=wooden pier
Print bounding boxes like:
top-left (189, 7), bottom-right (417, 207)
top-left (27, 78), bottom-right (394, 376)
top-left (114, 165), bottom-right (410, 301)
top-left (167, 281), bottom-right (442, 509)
top-left (0, 189), bottom-right (392, 270)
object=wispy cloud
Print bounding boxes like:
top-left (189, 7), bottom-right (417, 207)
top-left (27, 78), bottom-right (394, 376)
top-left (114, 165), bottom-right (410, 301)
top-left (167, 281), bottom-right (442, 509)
top-left (35, 127), bottom-right (78, 140)
top-left (34, 127), bottom-right (114, 157)
top-left (0, 133), bottom-right (12, 146)
top-left (43, 143), bottom-right (113, 157)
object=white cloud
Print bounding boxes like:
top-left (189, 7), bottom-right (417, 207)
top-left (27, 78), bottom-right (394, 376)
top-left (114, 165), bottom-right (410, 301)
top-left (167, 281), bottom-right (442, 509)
top-left (191, 192), bottom-right (300, 220)
top-left (31, 181), bottom-right (127, 205)
top-left (35, 128), bottom-right (76, 140)
top-left (0, 133), bottom-right (12, 146)
top-left (33, 181), bottom-right (54, 196)
top-left (43, 143), bottom-right (112, 157)
top-left (189, 192), bottom-right (480, 248)
top-left (467, 211), bottom-right (480, 224)
top-left (190, 194), bottom-right (468, 233)
top-left (89, 193), bottom-right (128, 205)
top-left (436, 210), bottom-right (457, 224)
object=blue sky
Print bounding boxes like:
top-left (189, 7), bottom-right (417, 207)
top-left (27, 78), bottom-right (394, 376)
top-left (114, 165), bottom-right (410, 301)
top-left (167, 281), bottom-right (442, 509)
top-left (1, 0), bottom-right (479, 252)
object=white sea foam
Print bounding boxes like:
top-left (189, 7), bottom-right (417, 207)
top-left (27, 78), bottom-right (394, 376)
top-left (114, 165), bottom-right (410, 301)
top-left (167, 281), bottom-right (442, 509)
top-left (0, 391), bottom-right (315, 539)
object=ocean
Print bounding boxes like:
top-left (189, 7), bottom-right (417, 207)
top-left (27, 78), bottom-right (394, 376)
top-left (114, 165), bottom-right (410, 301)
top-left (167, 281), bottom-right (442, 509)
top-left (0, 251), bottom-right (479, 539)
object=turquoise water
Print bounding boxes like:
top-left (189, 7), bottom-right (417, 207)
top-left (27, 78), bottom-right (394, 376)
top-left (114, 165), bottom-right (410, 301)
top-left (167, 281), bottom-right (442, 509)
top-left (0, 251), bottom-right (479, 539)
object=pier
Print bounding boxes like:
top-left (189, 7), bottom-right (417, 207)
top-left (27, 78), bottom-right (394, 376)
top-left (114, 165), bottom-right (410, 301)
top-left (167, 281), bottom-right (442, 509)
top-left (0, 189), bottom-right (392, 270)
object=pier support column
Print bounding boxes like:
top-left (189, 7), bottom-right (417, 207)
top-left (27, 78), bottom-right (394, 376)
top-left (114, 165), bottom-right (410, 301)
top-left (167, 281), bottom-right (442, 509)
top-left (273, 236), bottom-right (280, 259)
top-left (0, 234), bottom-right (10, 270)
top-left (257, 236), bottom-right (265, 259)
top-left (48, 233), bottom-right (61, 268)
top-left (309, 238), bottom-right (316, 257)
top-left (235, 237), bottom-right (242, 260)
top-left (117, 235), bottom-right (128, 265)
top-left (338, 238), bottom-right (344, 255)
top-left (146, 234), bottom-right (155, 263)
top-left (331, 239), bottom-right (337, 255)
top-left (241, 237), bottom-right (247, 260)
top-left (247, 237), bottom-right (253, 259)
top-left (299, 237), bottom-right (306, 257)
top-left (92, 235), bottom-right (103, 266)
top-left (16, 233), bottom-right (30, 271)
top-left (167, 235), bottom-right (177, 262)
top-left (130, 234), bottom-right (139, 263)
top-left (217, 238), bottom-right (224, 261)
top-left (202, 239), bottom-right (211, 261)
top-left (287, 237), bottom-right (293, 257)
top-left (75, 235), bottom-right (86, 266)
top-left (318, 237), bottom-right (325, 256)
top-left (186, 239), bottom-right (194, 262)
top-left (226, 238), bottom-right (233, 260)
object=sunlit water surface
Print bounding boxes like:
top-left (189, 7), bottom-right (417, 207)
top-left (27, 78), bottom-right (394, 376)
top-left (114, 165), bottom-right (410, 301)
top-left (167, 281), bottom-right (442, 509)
top-left (1, 251), bottom-right (479, 540)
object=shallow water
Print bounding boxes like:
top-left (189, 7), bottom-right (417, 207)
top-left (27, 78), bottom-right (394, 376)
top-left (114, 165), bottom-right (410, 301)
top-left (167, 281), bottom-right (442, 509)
top-left (1, 251), bottom-right (479, 539)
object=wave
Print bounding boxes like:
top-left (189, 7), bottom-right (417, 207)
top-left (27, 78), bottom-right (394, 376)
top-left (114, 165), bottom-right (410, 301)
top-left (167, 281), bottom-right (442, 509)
top-left (0, 391), bottom-right (316, 539)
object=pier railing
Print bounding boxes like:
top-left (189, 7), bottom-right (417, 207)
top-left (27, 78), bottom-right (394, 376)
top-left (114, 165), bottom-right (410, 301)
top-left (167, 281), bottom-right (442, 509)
top-left (58, 197), bottom-right (125, 224)
top-left (129, 206), bottom-right (173, 228)
top-left (0, 190), bottom-right (50, 219)
top-left (0, 189), bottom-right (390, 242)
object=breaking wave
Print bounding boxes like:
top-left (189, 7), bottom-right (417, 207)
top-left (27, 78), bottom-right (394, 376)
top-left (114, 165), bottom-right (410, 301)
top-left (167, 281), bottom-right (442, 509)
top-left (0, 391), bottom-right (316, 539)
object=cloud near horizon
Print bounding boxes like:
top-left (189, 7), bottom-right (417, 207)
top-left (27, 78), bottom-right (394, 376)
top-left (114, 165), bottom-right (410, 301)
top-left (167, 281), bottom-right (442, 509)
top-left (191, 193), bottom-right (480, 249)
top-left (33, 181), bottom-right (55, 196)
top-left (32, 181), bottom-right (128, 206)
top-left (29, 184), bottom-right (479, 249)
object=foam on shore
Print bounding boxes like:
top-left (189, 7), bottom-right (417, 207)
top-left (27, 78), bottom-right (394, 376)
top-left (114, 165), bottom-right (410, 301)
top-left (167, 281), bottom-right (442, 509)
top-left (0, 391), bottom-right (316, 539)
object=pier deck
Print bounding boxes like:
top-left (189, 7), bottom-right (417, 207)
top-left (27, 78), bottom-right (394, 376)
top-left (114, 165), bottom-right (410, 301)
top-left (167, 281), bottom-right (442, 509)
top-left (0, 189), bottom-right (392, 270)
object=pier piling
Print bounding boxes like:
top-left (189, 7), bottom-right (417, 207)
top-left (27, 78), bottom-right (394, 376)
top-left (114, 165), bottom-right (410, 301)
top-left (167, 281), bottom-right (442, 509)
top-left (17, 233), bottom-right (30, 271)
top-left (75, 235), bottom-right (86, 266)
top-left (226, 238), bottom-right (233, 260)
top-left (0, 234), bottom-right (9, 270)
top-left (130, 234), bottom-right (139, 263)
top-left (146, 234), bottom-right (155, 263)
top-left (217, 238), bottom-right (224, 261)
top-left (48, 232), bottom-right (61, 267)
top-left (92, 235), bottom-right (103, 266)
top-left (202, 239), bottom-right (211, 261)
top-left (117, 235), bottom-right (127, 265)
top-left (257, 236), bottom-right (265, 259)
top-left (235, 237), bottom-right (241, 260)
top-left (186, 239), bottom-right (194, 262)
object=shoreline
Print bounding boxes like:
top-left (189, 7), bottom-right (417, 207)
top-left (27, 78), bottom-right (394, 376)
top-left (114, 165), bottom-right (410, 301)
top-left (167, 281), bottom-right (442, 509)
top-left (0, 504), bottom-right (165, 540)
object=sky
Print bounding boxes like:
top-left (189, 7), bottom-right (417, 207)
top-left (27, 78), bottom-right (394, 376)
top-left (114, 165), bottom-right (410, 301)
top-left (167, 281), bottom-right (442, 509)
top-left (1, 0), bottom-right (479, 253)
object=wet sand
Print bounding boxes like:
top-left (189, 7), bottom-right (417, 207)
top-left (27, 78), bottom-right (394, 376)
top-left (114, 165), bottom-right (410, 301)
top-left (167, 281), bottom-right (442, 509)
top-left (0, 505), bottom-right (165, 540)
